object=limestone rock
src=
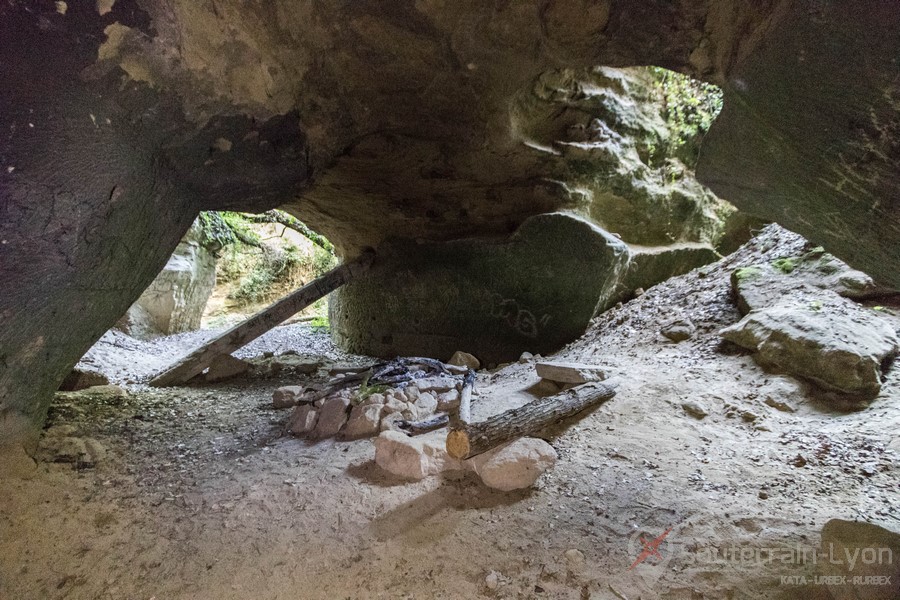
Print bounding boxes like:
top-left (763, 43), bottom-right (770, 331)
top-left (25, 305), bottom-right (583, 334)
top-left (519, 352), bottom-right (534, 363)
top-left (204, 354), bottom-right (250, 383)
top-left (731, 247), bottom-right (889, 316)
top-left (403, 386), bottom-right (420, 402)
top-left (448, 351), bottom-right (480, 370)
top-left (681, 400), bottom-right (709, 419)
top-left (113, 303), bottom-right (159, 341)
top-left (381, 395), bottom-right (407, 417)
top-left (535, 362), bottom-right (609, 384)
top-left (332, 214), bottom-right (630, 364)
top-left (117, 219), bottom-right (217, 337)
top-left (413, 376), bottom-right (459, 394)
top-left (58, 368), bottom-right (109, 392)
top-left (436, 390), bottom-right (460, 412)
top-left (614, 244), bottom-right (722, 306)
top-left (341, 404), bottom-right (382, 440)
top-left (413, 392), bottom-right (438, 417)
top-left (287, 405), bottom-right (318, 435)
top-left (39, 429), bottom-right (107, 467)
top-left (400, 403), bottom-right (419, 421)
top-left (466, 437), bottom-right (558, 491)
top-left (256, 354), bottom-right (321, 377)
top-left (272, 386), bottom-right (306, 409)
top-left (56, 385), bottom-right (128, 404)
top-left (311, 396), bottom-right (351, 438)
top-left (721, 296), bottom-right (899, 398)
top-left (361, 392), bottom-right (385, 406)
top-left (660, 318), bottom-right (695, 342)
top-left (374, 430), bottom-right (462, 480)
top-left (818, 519), bottom-right (900, 600)
top-left (379, 413), bottom-right (406, 433)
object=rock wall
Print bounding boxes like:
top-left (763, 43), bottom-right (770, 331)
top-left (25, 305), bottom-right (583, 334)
top-left (4, 0), bottom-right (900, 462)
top-left (332, 213), bottom-right (630, 364)
top-left (696, 2), bottom-right (900, 289)
top-left (0, 2), bottom-right (308, 459)
top-left (118, 220), bottom-right (218, 338)
top-left (331, 67), bottom-right (739, 361)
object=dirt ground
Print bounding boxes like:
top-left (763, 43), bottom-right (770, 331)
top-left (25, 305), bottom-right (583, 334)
top-left (1, 227), bottom-right (898, 600)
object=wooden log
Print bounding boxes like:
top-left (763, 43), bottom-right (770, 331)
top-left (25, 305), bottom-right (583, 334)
top-left (445, 380), bottom-right (618, 460)
top-left (450, 369), bottom-right (476, 427)
top-left (397, 412), bottom-right (450, 435)
top-left (149, 250), bottom-right (375, 387)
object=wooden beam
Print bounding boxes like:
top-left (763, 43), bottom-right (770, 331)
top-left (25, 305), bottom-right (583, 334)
top-left (149, 250), bottom-right (375, 387)
top-left (445, 380), bottom-right (618, 460)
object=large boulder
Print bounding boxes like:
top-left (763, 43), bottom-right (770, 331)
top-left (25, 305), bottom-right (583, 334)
top-left (818, 519), bottom-right (900, 600)
top-left (721, 293), bottom-right (898, 399)
top-left (332, 213), bottom-right (631, 363)
top-left (731, 247), bottom-right (888, 316)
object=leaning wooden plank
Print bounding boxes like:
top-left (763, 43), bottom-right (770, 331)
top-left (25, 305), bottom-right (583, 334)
top-left (445, 380), bottom-right (618, 460)
top-left (149, 250), bottom-right (375, 387)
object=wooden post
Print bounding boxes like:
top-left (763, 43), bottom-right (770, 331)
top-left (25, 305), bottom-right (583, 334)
top-left (148, 250), bottom-right (375, 387)
top-left (445, 381), bottom-right (618, 460)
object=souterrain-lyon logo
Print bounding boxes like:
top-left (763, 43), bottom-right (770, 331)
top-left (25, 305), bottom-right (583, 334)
top-left (626, 521), bottom-right (686, 588)
top-left (629, 527), bottom-right (673, 570)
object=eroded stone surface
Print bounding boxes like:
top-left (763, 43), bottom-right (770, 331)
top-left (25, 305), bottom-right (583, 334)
top-left (721, 294), bottom-right (899, 398)
top-left (4, 0), bottom-right (900, 458)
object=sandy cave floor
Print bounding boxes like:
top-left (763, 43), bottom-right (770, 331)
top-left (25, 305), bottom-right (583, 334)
top-left (1, 227), bottom-right (899, 600)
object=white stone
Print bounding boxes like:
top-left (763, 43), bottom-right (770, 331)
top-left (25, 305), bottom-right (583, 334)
top-left (288, 405), bottom-right (318, 435)
top-left (341, 404), bottom-right (382, 439)
top-left (117, 220), bottom-right (216, 337)
top-left (379, 412), bottom-right (406, 432)
top-left (403, 386), bottom-right (420, 401)
top-left (272, 385), bottom-right (305, 409)
top-left (400, 402), bottom-right (419, 421)
top-left (374, 430), bottom-right (462, 480)
top-left (381, 395), bottom-right (407, 416)
top-left (414, 376), bottom-right (460, 393)
top-left (414, 392), bottom-right (438, 417)
top-left (535, 361), bottom-right (609, 384)
top-left (436, 390), bottom-right (460, 411)
top-left (448, 350), bottom-right (480, 370)
top-left (518, 351), bottom-right (534, 363)
top-left (564, 548), bottom-right (585, 570)
top-left (361, 392), bottom-right (385, 406)
top-left (485, 571), bottom-right (500, 591)
top-left (311, 396), bottom-right (351, 438)
top-left (467, 437), bottom-right (558, 491)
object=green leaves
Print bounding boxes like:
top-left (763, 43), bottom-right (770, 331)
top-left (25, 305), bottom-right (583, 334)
top-left (648, 67), bottom-right (724, 167)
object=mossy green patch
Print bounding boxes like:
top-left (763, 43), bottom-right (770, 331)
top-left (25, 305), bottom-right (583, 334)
top-left (772, 257), bottom-right (797, 274)
top-left (734, 266), bottom-right (763, 281)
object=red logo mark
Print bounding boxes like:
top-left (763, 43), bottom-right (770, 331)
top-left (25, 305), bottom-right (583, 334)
top-left (628, 527), bottom-right (673, 570)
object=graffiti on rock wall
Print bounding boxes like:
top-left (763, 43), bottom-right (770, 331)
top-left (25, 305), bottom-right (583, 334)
top-left (489, 293), bottom-right (550, 338)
